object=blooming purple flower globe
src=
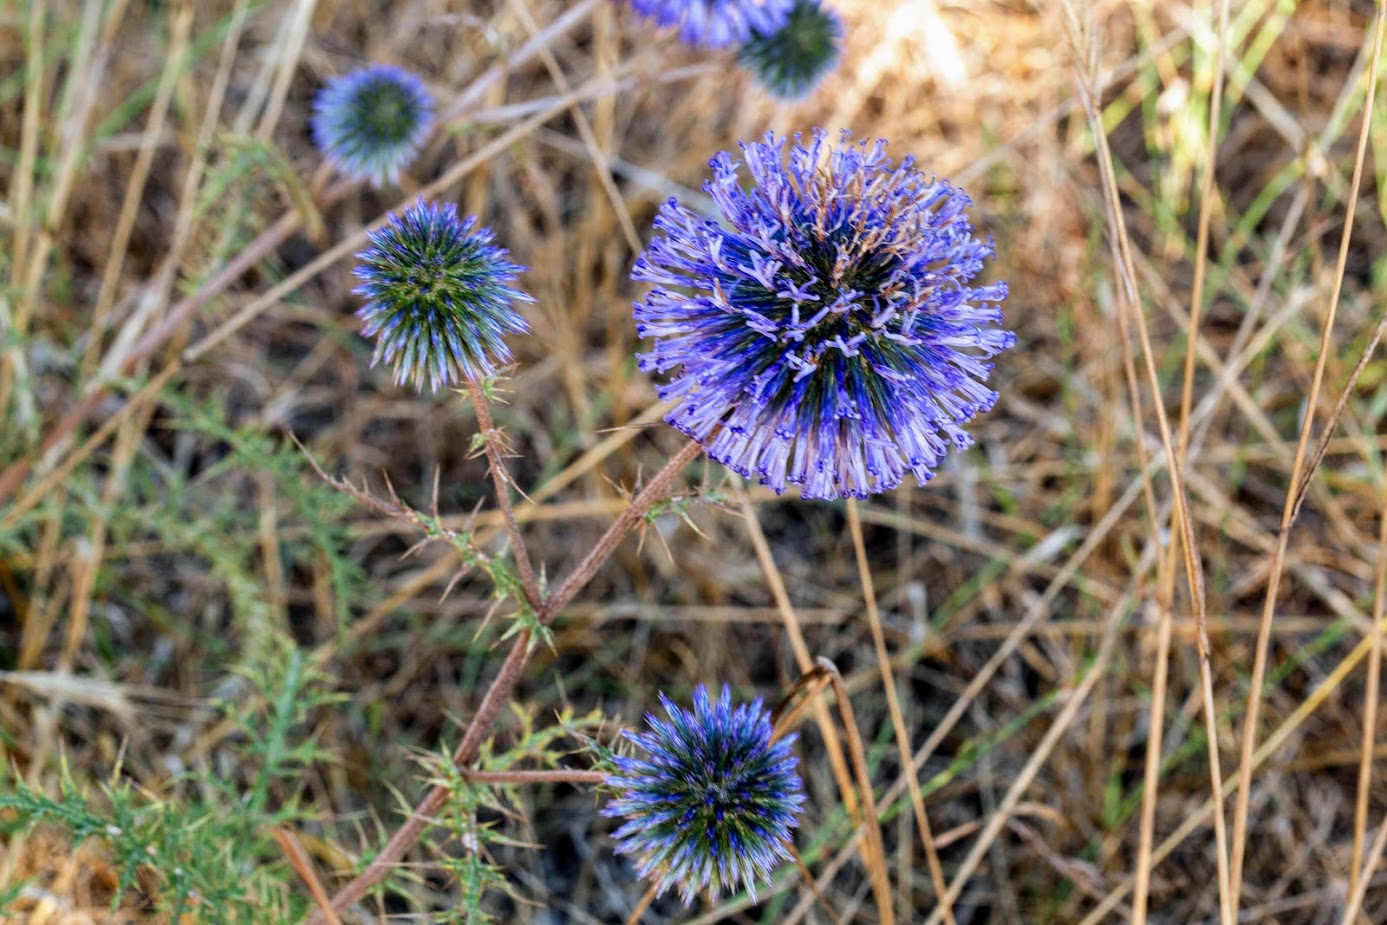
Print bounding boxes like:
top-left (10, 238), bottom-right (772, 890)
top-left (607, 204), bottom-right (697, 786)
top-left (604, 685), bottom-right (804, 905)
top-left (627, 0), bottom-right (795, 48)
top-left (633, 129), bottom-right (1014, 500)
top-left (312, 65), bottom-right (434, 187)
top-left (354, 198), bottom-right (532, 392)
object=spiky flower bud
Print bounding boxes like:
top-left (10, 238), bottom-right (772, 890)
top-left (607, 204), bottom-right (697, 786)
top-left (626, 0), bottom-right (795, 49)
top-left (354, 198), bottom-right (532, 392)
top-left (604, 685), bottom-right (805, 905)
top-left (633, 129), bottom-right (1014, 500)
top-left (738, 0), bottom-right (842, 98)
top-left (312, 65), bottom-right (434, 187)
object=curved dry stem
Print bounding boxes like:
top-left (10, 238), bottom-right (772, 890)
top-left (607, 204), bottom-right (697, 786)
top-left (1138, 4), bottom-right (1231, 917)
top-left (845, 499), bottom-right (955, 925)
top-left (737, 487), bottom-right (865, 868)
top-left (1061, 3), bottom-right (1229, 921)
top-left (818, 658), bottom-right (894, 925)
top-left (1229, 8), bottom-right (1387, 911)
top-left (1349, 472), bottom-right (1387, 907)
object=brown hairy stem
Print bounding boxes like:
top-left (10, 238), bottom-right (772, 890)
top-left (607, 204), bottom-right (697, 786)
top-left (466, 379), bottom-right (543, 612)
top-left (461, 768), bottom-right (608, 785)
top-left (543, 439), bottom-right (703, 617)
top-left (307, 439), bottom-right (702, 922)
top-left (623, 882), bottom-right (661, 925)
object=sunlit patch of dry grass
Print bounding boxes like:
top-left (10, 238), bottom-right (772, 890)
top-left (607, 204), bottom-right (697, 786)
top-left (4, 0), bottom-right (1387, 922)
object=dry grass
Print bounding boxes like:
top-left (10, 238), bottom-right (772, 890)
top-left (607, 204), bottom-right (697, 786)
top-left (4, 0), bottom-right (1387, 922)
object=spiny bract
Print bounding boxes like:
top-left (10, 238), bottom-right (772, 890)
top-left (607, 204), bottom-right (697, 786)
top-left (312, 64), bottom-right (434, 187)
top-left (626, 0), bottom-right (795, 48)
top-left (354, 198), bottom-right (532, 392)
top-left (604, 685), bottom-right (804, 905)
top-left (633, 128), bottom-right (1014, 500)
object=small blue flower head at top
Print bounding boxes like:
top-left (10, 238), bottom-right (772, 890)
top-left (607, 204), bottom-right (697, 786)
top-left (633, 129), bottom-right (1014, 500)
top-left (603, 684), bottom-right (805, 905)
top-left (312, 64), bottom-right (434, 186)
top-left (354, 198), bottom-right (533, 392)
top-left (627, 0), bottom-right (795, 48)
top-left (738, 0), bottom-right (843, 98)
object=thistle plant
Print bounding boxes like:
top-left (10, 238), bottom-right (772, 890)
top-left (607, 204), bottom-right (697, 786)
top-left (633, 128), bottom-right (1014, 500)
top-left (738, 0), bottom-right (843, 98)
top-left (604, 684), bottom-right (805, 905)
top-left (354, 198), bottom-right (533, 392)
top-left (312, 64), bottom-right (435, 187)
top-left (625, 0), bottom-right (795, 49)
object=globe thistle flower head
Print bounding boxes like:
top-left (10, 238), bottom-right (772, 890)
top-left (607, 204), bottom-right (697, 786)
top-left (633, 129), bottom-right (1014, 500)
top-left (312, 65), bottom-right (434, 186)
top-left (738, 0), bottom-right (843, 99)
top-left (627, 0), bottom-right (795, 48)
top-left (354, 198), bottom-right (532, 392)
top-left (604, 684), bottom-right (804, 906)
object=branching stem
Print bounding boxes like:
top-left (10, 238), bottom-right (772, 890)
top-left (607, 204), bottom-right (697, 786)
top-left (306, 439), bottom-right (702, 923)
top-left (467, 378), bottom-right (543, 612)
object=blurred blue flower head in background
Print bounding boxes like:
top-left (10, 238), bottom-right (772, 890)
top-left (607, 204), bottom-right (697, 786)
top-left (633, 129), bottom-right (1014, 500)
top-left (604, 684), bottom-right (804, 905)
top-left (738, 0), bottom-right (843, 99)
top-left (312, 64), bottom-right (434, 187)
top-left (354, 198), bottom-right (532, 392)
top-left (627, 0), bottom-right (795, 48)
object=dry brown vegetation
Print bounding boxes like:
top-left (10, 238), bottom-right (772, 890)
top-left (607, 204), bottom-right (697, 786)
top-left (4, 0), bottom-right (1387, 922)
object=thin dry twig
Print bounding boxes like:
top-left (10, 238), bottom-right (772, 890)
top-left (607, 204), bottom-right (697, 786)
top-left (1063, 4), bottom-right (1229, 921)
top-left (1078, 607), bottom-right (1387, 924)
top-left (274, 827), bottom-right (344, 925)
top-left (1136, 1), bottom-right (1231, 920)
top-left (818, 658), bottom-right (895, 925)
top-left (1349, 479), bottom-right (1387, 914)
top-left (735, 486), bottom-right (864, 828)
top-left (845, 499), bottom-right (955, 925)
top-left (1229, 7), bottom-right (1387, 912)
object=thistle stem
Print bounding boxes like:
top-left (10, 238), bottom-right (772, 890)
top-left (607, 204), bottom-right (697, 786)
top-left (461, 768), bottom-right (608, 785)
top-left (544, 439), bottom-right (703, 617)
top-left (467, 378), bottom-right (543, 612)
top-left (624, 882), bottom-right (660, 925)
top-left (306, 439), bottom-right (702, 923)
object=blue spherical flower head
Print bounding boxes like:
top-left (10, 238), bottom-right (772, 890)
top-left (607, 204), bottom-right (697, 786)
top-left (354, 198), bottom-right (532, 392)
top-left (604, 684), bottom-right (805, 906)
top-left (633, 129), bottom-right (1014, 500)
top-left (738, 0), bottom-right (843, 98)
top-left (312, 64), bottom-right (434, 187)
top-left (628, 0), bottom-right (795, 48)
